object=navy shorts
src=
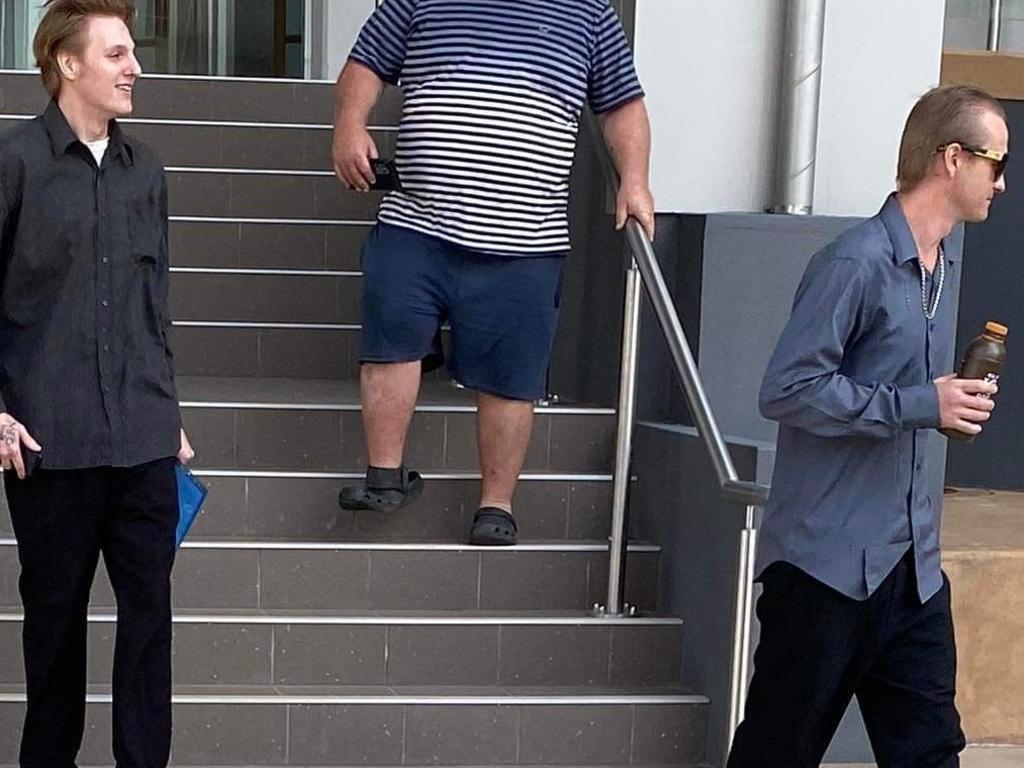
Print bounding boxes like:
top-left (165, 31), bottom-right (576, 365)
top-left (358, 223), bottom-right (566, 401)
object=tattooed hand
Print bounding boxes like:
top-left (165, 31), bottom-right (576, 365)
top-left (0, 413), bottom-right (42, 480)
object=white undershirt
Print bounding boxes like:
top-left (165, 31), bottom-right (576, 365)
top-left (84, 136), bottom-right (109, 166)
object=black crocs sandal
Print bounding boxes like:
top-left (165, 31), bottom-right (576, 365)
top-left (469, 507), bottom-right (518, 546)
top-left (339, 466), bottom-right (424, 512)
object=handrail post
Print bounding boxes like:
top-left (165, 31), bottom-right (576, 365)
top-left (603, 255), bottom-right (643, 616)
top-left (726, 504), bottom-right (760, 750)
top-left (989, 0), bottom-right (1003, 51)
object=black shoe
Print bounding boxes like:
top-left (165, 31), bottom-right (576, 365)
top-left (469, 507), bottom-right (518, 546)
top-left (339, 466), bottom-right (424, 512)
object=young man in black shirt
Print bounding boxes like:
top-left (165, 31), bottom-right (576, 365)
top-left (0, 2), bottom-right (193, 765)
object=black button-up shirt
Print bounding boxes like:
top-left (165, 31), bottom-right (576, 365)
top-left (0, 100), bottom-right (180, 469)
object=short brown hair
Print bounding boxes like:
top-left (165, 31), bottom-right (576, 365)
top-left (33, 0), bottom-right (135, 98)
top-left (897, 85), bottom-right (1007, 191)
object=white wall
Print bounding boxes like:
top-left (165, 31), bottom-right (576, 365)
top-left (635, 0), bottom-right (946, 217)
top-left (319, 0), bottom-right (376, 80)
top-left (813, 1), bottom-right (945, 216)
top-left (634, 0), bottom-right (784, 214)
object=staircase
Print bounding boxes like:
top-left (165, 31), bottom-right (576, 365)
top-left (0, 72), bottom-right (708, 766)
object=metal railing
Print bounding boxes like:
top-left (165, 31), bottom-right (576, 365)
top-left (988, 0), bottom-right (1003, 51)
top-left (585, 112), bottom-right (770, 747)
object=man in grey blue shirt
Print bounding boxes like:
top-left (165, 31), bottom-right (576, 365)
top-left (728, 86), bottom-right (1007, 768)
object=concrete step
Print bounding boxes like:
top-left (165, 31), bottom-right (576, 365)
top-left (0, 539), bottom-right (660, 613)
top-left (4, 470), bottom-right (611, 543)
top-left (174, 378), bottom-right (616, 474)
top-left (0, 71), bottom-right (403, 125)
top-left (0, 684), bottom-right (708, 767)
top-left (941, 487), bottom-right (1024, 745)
top-left (0, 610), bottom-right (682, 688)
top-left (0, 378), bottom-right (617, 541)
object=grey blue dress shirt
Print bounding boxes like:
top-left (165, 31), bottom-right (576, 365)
top-left (756, 194), bottom-right (958, 603)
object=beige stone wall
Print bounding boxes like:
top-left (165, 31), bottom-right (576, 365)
top-left (945, 551), bottom-right (1024, 743)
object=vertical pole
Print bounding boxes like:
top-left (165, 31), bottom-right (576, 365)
top-left (605, 259), bottom-right (642, 616)
top-left (303, 0), bottom-right (314, 79)
top-left (726, 505), bottom-right (759, 750)
top-left (770, 0), bottom-right (827, 215)
top-left (988, 0), bottom-right (1003, 52)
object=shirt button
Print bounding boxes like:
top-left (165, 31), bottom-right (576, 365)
top-left (102, 256), bottom-right (109, 264)
top-left (101, 300), bottom-right (109, 307)
top-left (915, 463), bottom-right (923, 472)
top-left (103, 344), bottom-right (110, 352)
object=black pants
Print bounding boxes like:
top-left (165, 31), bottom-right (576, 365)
top-left (727, 553), bottom-right (965, 768)
top-left (5, 458), bottom-right (178, 768)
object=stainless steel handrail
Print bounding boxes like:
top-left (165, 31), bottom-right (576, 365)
top-left (585, 110), bottom-right (768, 749)
top-left (989, 0), bottom-right (1003, 52)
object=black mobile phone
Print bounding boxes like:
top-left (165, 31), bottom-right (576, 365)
top-left (20, 445), bottom-right (42, 478)
top-left (369, 158), bottom-right (402, 192)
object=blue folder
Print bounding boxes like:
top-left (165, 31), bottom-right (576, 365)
top-left (175, 462), bottom-right (208, 548)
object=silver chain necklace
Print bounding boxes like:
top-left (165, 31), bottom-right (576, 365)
top-left (918, 243), bottom-right (945, 320)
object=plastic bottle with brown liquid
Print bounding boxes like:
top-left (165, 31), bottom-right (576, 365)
top-left (940, 321), bottom-right (1008, 442)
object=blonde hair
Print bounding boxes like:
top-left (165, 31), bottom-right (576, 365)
top-left (897, 85), bottom-right (1006, 191)
top-left (33, 0), bottom-right (135, 98)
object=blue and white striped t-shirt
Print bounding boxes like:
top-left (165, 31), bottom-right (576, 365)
top-left (349, 0), bottom-right (645, 255)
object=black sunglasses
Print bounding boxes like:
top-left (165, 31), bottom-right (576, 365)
top-left (936, 141), bottom-right (1009, 179)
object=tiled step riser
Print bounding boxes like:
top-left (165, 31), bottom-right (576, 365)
top-left (0, 477), bottom-right (612, 542)
top-left (171, 324), bottom-right (361, 379)
top-left (0, 119), bottom-right (395, 172)
top-left (170, 272), bottom-right (362, 324)
top-left (181, 408), bottom-right (615, 473)
top-left (170, 326), bottom-right (453, 381)
top-left (0, 73), bottom-right (404, 125)
top-left (167, 171), bottom-right (382, 220)
top-left (0, 621), bottom-right (682, 688)
top-left (0, 701), bottom-right (707, 767)
top-left (170, 221), bottom-right (367, 271)
top-left (0, 547), bottom-right (660, 612)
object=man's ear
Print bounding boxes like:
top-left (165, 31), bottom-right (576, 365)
top-left (57, 51), bottom-right (78, 81)
top-left (941, 144), bottom-right (962, 180)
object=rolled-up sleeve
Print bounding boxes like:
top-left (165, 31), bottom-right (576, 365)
top-left (759, 253), bottom-right (940, 438)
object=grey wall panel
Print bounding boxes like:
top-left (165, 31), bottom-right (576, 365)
top-left (630, 422), bottom-right (764, 767)
top-left (697, 212), bottom-right (860, 443)
top-left (636, 214), bottom-right (706, 424)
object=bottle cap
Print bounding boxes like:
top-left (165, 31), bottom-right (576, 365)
top-left (985, 321), bottom-right (1009, 338)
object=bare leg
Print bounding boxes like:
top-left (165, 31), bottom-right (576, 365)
top-left (477, 391), bottom-right (534, 512)
top-left (361, 362), bottom-right (421, 468)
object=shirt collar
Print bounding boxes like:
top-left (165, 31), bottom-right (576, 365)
top-left (42, 99), bottom-right (134, 167)
top-left (877, 192), bottom-right (959, 265)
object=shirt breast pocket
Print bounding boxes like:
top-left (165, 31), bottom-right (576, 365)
top-left (126, 199), bottom-right (163, 267)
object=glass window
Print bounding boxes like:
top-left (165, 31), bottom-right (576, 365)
top-left (0, 0), bottom-right (310, 78)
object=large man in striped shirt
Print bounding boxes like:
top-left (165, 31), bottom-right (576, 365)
top-left (333, 0), bottom-right (653, 545)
